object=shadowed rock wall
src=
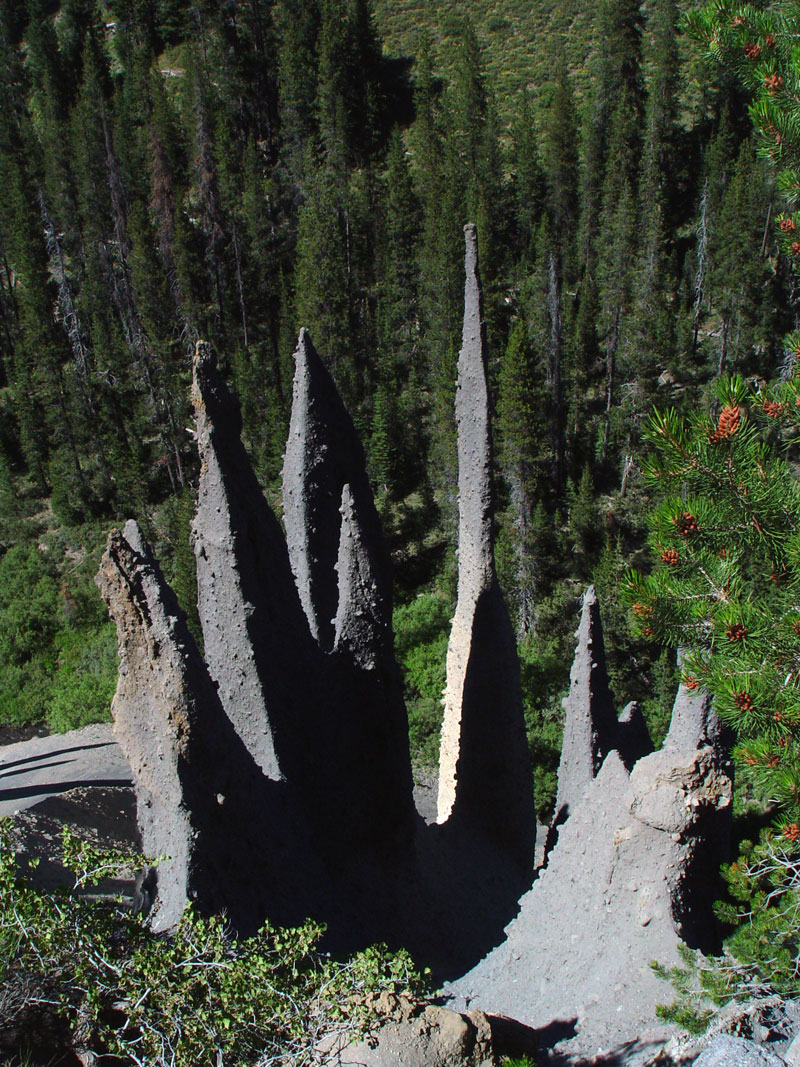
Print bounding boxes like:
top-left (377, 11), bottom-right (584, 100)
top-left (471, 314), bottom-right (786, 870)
top-left (96, 521), bottom-right (305, 933)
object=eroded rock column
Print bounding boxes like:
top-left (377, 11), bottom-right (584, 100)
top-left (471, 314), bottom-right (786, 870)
top-left (616, 700), bottom-right (653, 771)
top-left (192, 340), bottom-right (316, 781)
top-left (282, 329), bottom-right (414, 842)
top-left (95, 522), bottom-right (262, 930)
top-left (552, 585), bottom-right (618, 826)
top-left (436, 224), bottom-right (534, 865)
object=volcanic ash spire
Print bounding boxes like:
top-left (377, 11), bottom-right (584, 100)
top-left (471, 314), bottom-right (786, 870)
top-left (436, 225), bottom-right (535, 866)
top-left (553, 586), bottom-right (618, 825)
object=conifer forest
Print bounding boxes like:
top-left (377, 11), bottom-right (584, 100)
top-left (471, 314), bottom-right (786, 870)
top-left (0, 0), bottom-right (793, 820)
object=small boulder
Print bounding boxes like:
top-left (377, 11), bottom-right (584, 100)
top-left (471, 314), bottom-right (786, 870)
top-left (322, 993), bottom-right (497, 1067)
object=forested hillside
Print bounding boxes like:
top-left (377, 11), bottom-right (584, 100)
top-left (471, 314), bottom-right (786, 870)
top-left (0, 0), bottom-right (790, 816)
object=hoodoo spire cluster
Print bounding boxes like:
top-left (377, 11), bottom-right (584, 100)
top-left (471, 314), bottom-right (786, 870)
top-left (97, 229), bottom-right (733, 1052)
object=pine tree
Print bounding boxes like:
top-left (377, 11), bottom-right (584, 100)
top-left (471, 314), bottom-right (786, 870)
top-left (628, 0), bottom-right (681, 391)
top-left (540, 53), bottom-right (579, 280)
top-left (294, 158), bottom-right (352, 391)
top-left (625, 376), bottom-right (800, 832)
top-left (498, 315), bottom-right (551, 634)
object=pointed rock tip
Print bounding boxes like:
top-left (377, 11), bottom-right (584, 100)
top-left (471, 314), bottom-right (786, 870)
top-left (191, 339), bottom-right (221, 407)
top-left (618, 700), bottom-right (638, 725)
top-left (122, 519), bottom-right (148, 557)
top-left (294, 327), bottom-right (316, 365)
top-left (463, 223), bottom-right (478, 273)
top-left (193, 338), bottom-right (216, 374)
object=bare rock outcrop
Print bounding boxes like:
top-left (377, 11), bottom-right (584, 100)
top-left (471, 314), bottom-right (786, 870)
top-left (449, 731), bottom-right (733, 1061)
top-left (283, 327), bottom-right (394, 668)
top-left (282, 329), bottom-right (414, 843)
top-left (436, 224), bottom-right (534, 867)
top-left (192, 340), bottom-right (317, 782)
top-left (93, 223), bottom-right (738, 1064)
top-left (693, 1035), bottom-right (789, 1067)
top-left (95, 521), bottom-right (277, 931)
top-left (665, 649), bottom-right (730, 755)
top-left (552, 585), bottom-right (618, 827)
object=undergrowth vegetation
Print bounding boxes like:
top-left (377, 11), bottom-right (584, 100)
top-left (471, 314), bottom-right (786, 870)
top-left (0, 825), bottom-right (428, 1066)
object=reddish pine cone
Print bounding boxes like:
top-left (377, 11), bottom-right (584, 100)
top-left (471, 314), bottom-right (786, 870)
top-left (765, 33), bottom-right (776, 47)
top-left (781, 217), bottom-right (797, 233)
top-left (734, 690), bottom-right (754, 710)
top-left (727, 622), bottom-right (748, 641)
top-left (784, 823), bottom-right (800, 841)
top-left (684, 676), bottom-right (699, 691)
top-left (632, 602), bottom-right (653, 618)
top-left (765, 73), bottom-right (784, 92)
top-left (744, 41), bottom-right (762, 58)
top-left (791, 241), bottom-right (800, 255)
top-left (763, 399), bottom-right (784, 417)
top-left (709, 404), bottom-right (741, 442)
top-left (676, 512), bottom-right (700, 537)
top-left (661, 548), bottom-right (680, 565)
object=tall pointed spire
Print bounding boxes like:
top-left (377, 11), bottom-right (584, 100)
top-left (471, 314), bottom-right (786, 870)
top-left (437, 225), bottom-right (535, 866)
top-left (192, 340), bottom-right (315, 781)
top-left (553, 586), bottom-right (618, 825)
top-left (665, 648), bottom-right (729, 754)
top-left (282, 329), bottom-right (415, 842)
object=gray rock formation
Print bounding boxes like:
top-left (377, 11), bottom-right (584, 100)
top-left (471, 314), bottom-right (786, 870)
top-left (93, 225), bottom-right (739, 1066)
top-left (552, 585), bottom-right (618, 826)
top-left (693, 1035), bottom-right (789, 1067)
top-left (616, 700), bottom-right (654, 771)
top-left (282, 330), bottom-right (414, 842)
top-left (334, 481), bottom-right (390, 670)
top-left (785, 1031), bottom-right (800, 1067)
top-left (95, 521), bottom-right (271, 930)
top-left (193, 338), bottom-right (414, 846)
top-left (192, 339), bottom-right (315, 781)
top-left (665, 648), bottom-right (729, 754)
top-left (448, 734), bottom-right (733, 1062)
top-left (437, 224), bottom-right (534, 867)
top-left (283, 327), bottom-right (394, 668)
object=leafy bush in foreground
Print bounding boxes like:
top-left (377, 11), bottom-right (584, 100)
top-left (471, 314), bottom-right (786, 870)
top-left (0, 826), bottom-right (428, 1066)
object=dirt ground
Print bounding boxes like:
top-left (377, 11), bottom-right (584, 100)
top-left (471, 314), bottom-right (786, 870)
top-left (5, 784), bottom-right (140, 898)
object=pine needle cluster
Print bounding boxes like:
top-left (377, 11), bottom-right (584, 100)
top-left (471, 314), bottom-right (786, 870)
top-left (624, 374), bottom-right (800, 832)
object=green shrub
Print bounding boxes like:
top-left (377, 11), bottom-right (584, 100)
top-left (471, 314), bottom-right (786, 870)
top-left (0, 531), bottom-right (117, 731)
top-left (0, 824), bottom-right (429, 1066)
top-left (46, 625), bottom-right (116, 732)
top-left (394, 589), bottom-right (452, 767)
top-left (652, 835), bottom-right (800, 1035)
top-left (518, 630), bottom-right (568, 822)
top-left (0, 543), bottom-right (61, 666)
